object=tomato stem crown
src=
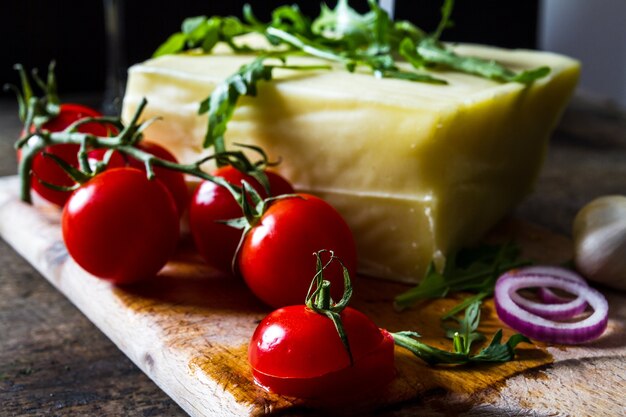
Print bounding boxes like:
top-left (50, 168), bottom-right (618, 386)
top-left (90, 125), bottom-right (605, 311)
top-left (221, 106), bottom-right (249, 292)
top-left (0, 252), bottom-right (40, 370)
top-left (5, 62), bottom-right (60, 128)
top-left (305, 250), bottom-right (355, 365)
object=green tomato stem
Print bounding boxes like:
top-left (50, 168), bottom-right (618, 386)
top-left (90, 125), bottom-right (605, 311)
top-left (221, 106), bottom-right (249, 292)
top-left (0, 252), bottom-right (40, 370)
top-left (314, 280), bottom-right (332, 310)
top-left (15, 97), bottom-right (249, 205)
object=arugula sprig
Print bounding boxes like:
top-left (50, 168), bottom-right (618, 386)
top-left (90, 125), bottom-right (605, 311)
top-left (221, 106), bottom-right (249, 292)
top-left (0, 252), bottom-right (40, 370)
top-left (392, 301), bottom-right (530, 365)
top-left (154, 0), bottom-right (551, 152)
top-left (394, 243), bottom-right (531, 317)
top-left (444, 300), bottom-right (485, 355)
top-left (153, 15), bottom-right (257, 57)
top-left (197, 55), bottom-right (330, 155)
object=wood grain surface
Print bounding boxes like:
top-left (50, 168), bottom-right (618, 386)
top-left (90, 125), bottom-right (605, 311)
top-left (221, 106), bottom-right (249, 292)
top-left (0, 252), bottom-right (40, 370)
top-left (0, 174), bottom-right (624, 416)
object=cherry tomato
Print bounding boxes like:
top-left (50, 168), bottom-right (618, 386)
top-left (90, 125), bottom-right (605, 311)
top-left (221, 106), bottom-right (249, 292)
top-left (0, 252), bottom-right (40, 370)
top-left (238, 194), bottom-right (357, 308)
top-left (62, 167), bottom-right (179, 284)
top-left (189, 166), bottom-right (294, 275)
top-left (129, 142), bottom-right (189, 218)
top-left (27, 104), bottom-right (112, 207)
top-left (249, 305), bottom-right (395, 398)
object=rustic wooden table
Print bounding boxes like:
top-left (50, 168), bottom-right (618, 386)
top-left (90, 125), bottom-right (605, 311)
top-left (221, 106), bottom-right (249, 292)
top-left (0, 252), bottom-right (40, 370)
top-left (1, 95), bottom-right (625, 416)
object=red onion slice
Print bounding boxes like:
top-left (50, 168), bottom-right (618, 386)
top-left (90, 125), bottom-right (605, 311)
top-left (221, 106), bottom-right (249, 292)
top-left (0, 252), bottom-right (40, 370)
top-left (503, 266), bottom-right (588, 319)
top-left (495, 274), bottom-right (608, 344)
top-left (524, 266), bottom-right (588, 304)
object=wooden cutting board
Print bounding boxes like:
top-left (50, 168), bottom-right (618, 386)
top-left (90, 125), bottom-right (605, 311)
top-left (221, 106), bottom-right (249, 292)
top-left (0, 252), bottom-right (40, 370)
top-left (0, 175), bottom-right (624, 417)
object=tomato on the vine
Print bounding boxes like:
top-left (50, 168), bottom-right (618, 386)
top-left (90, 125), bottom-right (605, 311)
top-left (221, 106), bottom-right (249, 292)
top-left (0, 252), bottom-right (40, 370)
top-left (238, 194), bottom-right (357, 308)
top-left (27, 103), bottom-right (113, 207)
top-left (189, 166), bottom-right (294, 275)
top-left (250, 306), bottom-right (394, 398)
top-left (248, 253), bottom-right (394, 399)
top-left (62, 167), bottom-right (179, 284)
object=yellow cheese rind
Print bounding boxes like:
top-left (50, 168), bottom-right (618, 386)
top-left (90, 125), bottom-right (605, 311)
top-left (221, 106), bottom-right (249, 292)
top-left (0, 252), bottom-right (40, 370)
top-left (122, 43), bottom-right (579, 283)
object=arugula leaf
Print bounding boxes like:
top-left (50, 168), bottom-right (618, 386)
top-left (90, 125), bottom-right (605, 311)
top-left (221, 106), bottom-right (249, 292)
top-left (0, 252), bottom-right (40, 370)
top-left (394, 243), bottom-right (531, 314)
top-left (376, 69), bottom-right (447, 84)
top-left (153, 15), bottom-right (254, 58)
top-left (392, 302), bottom-right (530, 365)
top-left (198, 55), bottom-right (330, 155)
top-left (153, 33), bottom-right (187, 58)
top-left (198, 56), bottom-right (273, 152)
top-left (270, 4), bottom-right (312, 37)
top-left (444, 300), bottom-right (485, 355)
top-left (265, 27), bottom-right (352, 66)
top-left (470, 331), bottom-right (531, 363)
top-left (312, 0), bottom-right (374, 47)
top-left (398, 38), bottom-right (426, 69)
top-left (417, 38), bottom-right (550, 84)
top-left (441, 290), bottom-right (490, 321)
top-left (432, 0), bottom-right (455, 41)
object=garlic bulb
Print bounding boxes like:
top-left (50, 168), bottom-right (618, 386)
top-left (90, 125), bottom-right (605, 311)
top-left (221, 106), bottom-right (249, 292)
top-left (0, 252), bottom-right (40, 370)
top-left (573, 195), bottom-right (626, 290)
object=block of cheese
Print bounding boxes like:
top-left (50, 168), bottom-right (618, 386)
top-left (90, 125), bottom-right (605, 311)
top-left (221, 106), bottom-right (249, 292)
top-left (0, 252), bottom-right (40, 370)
top-left (121, 43), bottom-right (579, 283)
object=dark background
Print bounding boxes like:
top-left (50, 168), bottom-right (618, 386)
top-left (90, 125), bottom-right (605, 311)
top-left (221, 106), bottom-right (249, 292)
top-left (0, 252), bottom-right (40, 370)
top-left (1, 1), bottom-right (538, 96)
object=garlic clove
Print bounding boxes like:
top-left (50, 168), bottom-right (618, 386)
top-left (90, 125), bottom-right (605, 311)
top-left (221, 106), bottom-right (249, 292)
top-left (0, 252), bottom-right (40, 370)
top-left (573, 195), bottom-right (626, 290)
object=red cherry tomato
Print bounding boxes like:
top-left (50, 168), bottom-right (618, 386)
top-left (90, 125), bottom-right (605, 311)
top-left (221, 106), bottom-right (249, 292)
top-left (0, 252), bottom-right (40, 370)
top-left (238, 194), bottom-right (357, 308)
top-left (62, 167), bottom-right (179, 284)
top-left (189, 166), bottom-right (294, 275)
top-left (129, 142), bottom-right (189, 218)
top-left (27, 104), bottom-right (112, 207)
top-left (249, 305), bottom-right (395, 398)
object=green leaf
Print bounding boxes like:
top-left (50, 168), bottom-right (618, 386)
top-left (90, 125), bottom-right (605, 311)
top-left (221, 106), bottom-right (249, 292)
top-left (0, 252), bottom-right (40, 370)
top-left (394, 263), bottom-right (449, 310)
top-left (392, 331), bottom-right (466, 365)
top-left (199, 54), bottom-right (330, 153)
top-left (199, 56), bottom-right (273, 152)
top-left (201, 18), bottom-right (222, 53)
top-left (271, 4), bottom-right (311, 36)
top-left (377, 68), bottom-right (447, 84)
top-left (395, 242), bottom-right (530, 311)
top-left (221, 16), bottom-right (248, 38)
top-left (417, 38), bottom-right (549, 84)
top-left (511, 66), bottom-right (551, 84)
top-left (242, 4), bottom-right (264, 29)
top-left (399, 37), bottom-right (426, 69)
top-left (444, 300), bottom-right (485, 355)
top-left (393, 302), bottom-right (530, 366)
top-left (470, 331), bottom-right (531, 363)
top-left (266, 27), bottom-right (350, 65)
top-left (391, 20), bottom-right (426, 46)
top-left (182, 16), bottom-right (208, 41)
top-left (432, 0), bottom-right (455, 40)
top-left (153, 33), bottom-right (187, 58)
top-left (418, 38), bottom-right (515, 81)
top-left (367, 0), bottom-right (392, 53)
top-left (312, 0), bottom-right (372, 45)
top-left (441, 291), bottom-right (490, 320)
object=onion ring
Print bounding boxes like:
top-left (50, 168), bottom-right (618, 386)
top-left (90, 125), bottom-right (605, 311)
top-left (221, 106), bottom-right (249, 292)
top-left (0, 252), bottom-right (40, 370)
top-left (503, 266), bottom-right (588, 319)
top-left (523, 266), bottom-right (587, 304)
top-left (495, 274), bottom-right (608, 344)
